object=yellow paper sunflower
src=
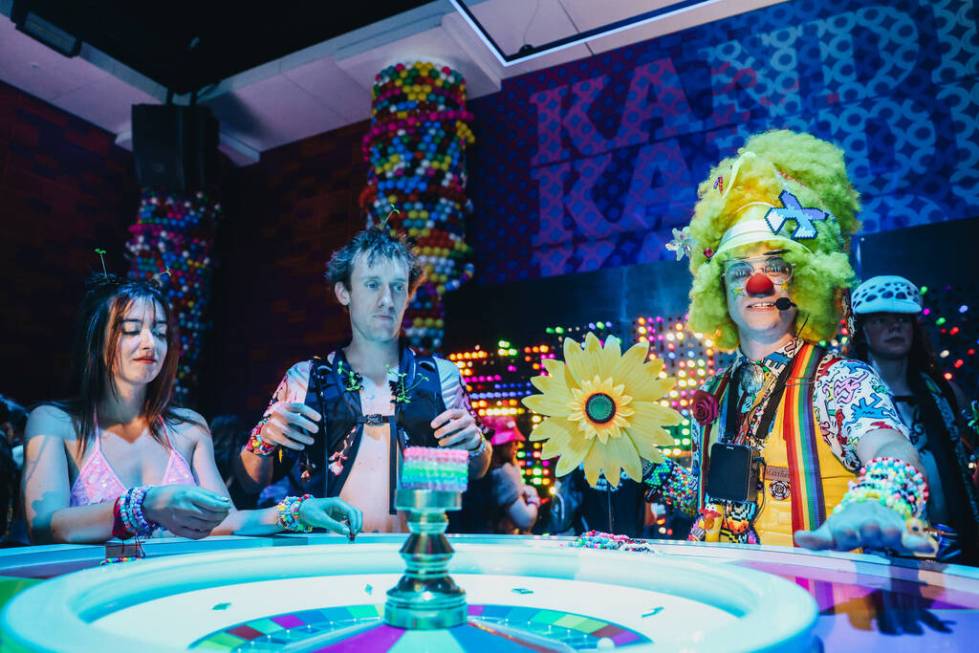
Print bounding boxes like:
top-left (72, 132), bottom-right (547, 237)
top-left (522, 333), bottom-right (681, 488)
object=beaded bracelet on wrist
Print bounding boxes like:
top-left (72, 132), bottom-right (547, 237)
top-left (468, 436), bottom-right (488, 459)
top-left (276, 494), bottom-right (313, 533)
top-left (112, 496), bottom-right (134, 540)
top-left (129, 486), bottom-right (159, 537)
top-left (642, 460), bottom-right (696, 513)
top-left (245, 417), bottom-right (276, 457)
top-left (113, 486), bottom-right (159, 540)
top-left (120, 490), bottom-right (139, 538)
top-left (833, 456), bottom-right (929, 522)
top-left (130, 487), bottom-right (151, 534)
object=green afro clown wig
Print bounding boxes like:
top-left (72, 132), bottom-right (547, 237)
top-left (686, 130), bottom-right (861, 351)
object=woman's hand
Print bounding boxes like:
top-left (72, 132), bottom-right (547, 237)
top-left (142, 485), bottom-right (232, 539)
top-left (299, 497), bottom-right (363, 537)
top-left (522, 485), bottom-right (541, 507)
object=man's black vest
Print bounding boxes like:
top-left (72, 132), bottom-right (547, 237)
top-left (271, 346), bottom-right (447, 512)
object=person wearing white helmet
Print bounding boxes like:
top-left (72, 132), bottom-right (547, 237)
top-left (852, 275), bottom-right (979, 564)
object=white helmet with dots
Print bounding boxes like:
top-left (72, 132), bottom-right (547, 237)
top-left (851, 275), bottom-right (922, 315)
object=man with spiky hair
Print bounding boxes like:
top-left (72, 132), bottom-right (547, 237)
top-left (237, 228), bottom-right (491, 533)
top-left (644, 131), bottom-right (933, 555)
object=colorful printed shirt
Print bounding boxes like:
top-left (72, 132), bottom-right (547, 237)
top-left (646, 338), bottom-right (908, 519)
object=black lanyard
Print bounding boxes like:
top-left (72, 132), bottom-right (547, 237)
top-left (310, 358), bottom-right (331, 498)
top-left (723, 358), bottom-right (796, 446)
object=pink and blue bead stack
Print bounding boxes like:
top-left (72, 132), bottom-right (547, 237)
top-left (400, 446), bottom-right (469, 493)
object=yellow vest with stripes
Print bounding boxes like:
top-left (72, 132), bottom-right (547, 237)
top-left (751, 404), bottom-right (854, 547)
top-left (701, 343), bottom-right (856, 547)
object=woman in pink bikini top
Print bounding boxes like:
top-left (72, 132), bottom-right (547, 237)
top-left (68, 419), bottom-right (196, 508)
top-left (23, 276), bottom-right (362, 544)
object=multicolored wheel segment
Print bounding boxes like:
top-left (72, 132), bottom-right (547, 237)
top-left (191, 603), bottom-right (649, 652)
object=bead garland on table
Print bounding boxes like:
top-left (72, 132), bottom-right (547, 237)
top-left (568, 530), bottom-right (654, 553)
top-left (360, 61), bottom-right (475, 353)
top-left (833, 456), bottom-right (929, 522)
top-left (126, 190), bottom-right (221, 402)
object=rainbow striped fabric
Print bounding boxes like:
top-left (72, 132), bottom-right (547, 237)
top-left (780, 343), bottom-right (827, 534)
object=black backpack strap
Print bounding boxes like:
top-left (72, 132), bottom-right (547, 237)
top-left (415, 353), bottom-right (447, 413)
top-left (309, 354), bottom-right (333, 498)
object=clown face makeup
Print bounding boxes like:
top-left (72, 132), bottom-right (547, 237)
top-left (724, 245), bottom-right (797, 343)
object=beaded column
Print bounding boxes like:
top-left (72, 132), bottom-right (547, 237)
top-left (360, 61), bottom-right (475, 353)
top-left (125, 190), bottom-right (221, 403)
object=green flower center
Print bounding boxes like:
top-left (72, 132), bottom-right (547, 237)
top-left (585, 393), bottom-right (616, 424)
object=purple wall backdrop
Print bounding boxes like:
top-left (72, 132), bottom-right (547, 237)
top-left (466, 0), bottom-right (979, 284)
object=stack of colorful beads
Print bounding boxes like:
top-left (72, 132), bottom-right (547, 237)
top-left (125, 190), bottom-right (221, 403)
top-left (400, 447), bottom-right (469, 492)
top-left (360, 61), bottom-right (476, 353)
top-left (276, 494), bottom-right (313, 533)
top-left (833, 456), bottom-right (930, 521)
top-left (113, 486), bottom-right (159, 539)
top-left (568, 530), bottom-right (653, 553)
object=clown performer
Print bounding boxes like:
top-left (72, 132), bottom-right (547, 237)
top-left (644, 130), bottom-right (935, 554)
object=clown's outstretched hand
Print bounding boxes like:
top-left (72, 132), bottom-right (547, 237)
top-left (794, 501), bottom-right (936, 554)
top-left (795, 441), bottom-right (937, 556)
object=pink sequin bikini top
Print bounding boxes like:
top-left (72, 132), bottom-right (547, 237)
top-left (69, 423), bottom-right (196, 506)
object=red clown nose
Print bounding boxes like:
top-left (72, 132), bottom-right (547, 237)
top-left (745, 272), bottom-right (775, 296)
